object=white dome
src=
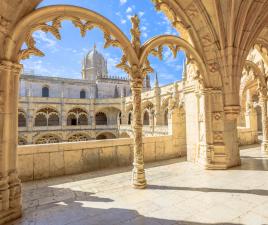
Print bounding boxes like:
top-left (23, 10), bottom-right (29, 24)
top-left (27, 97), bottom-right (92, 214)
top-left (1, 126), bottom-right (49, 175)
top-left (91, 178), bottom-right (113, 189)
top-left (82, 45), bottom-right (108, 80)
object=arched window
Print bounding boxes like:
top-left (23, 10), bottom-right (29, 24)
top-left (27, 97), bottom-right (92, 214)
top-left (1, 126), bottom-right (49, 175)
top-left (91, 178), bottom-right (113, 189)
top-left (95, 112), bottom-right (107, 125)
top-left (143, 111), bottom-right (149, 125)
top-left (35, 114), bottom-right (47, 126)
top-left (80, 90), bottom-right (86, 99)
top-left (18, 112), bottom-right (26, 127)
top-left (78, 114), bottom-right (88, 125)
top-left (48, 113), bottom-right (60, 126)
top-left (67, 114), bottom-right (77, 126)
top-left (42, 86), bottom-right (49, 97)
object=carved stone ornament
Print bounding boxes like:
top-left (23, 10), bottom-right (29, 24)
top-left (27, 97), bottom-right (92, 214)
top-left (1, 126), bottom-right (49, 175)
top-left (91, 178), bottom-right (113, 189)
top-left (18, 16), bottom-right (122, 61)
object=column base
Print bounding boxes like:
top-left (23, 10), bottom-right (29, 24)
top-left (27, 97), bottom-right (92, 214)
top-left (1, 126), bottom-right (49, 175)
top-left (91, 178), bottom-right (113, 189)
top-left (0, 207), bottom-right (22, 225)
top-left (261, 141), bottom-right (268, 155)
top-left (0, 173), bottom-right (22, 224)
top-left (132, 167), bottom-right (147, 189)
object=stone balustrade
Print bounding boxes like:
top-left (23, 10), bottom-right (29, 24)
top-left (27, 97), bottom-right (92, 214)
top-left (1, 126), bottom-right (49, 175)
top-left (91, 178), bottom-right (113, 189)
top-left (237, 126), bottom-right (259, 146)
top-left (18, 135), bottom-right (185, 182)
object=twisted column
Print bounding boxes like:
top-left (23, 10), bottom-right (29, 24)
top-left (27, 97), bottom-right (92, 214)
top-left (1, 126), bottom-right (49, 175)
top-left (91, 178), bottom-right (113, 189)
top-left (130, 77), bottom-right (146, 189)
top-left (260, 94), bottom-right (268, 153)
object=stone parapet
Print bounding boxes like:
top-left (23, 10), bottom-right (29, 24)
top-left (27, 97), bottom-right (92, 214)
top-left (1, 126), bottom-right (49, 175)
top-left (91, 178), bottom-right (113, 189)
top-left (17, 135), bottom-right (184, 182)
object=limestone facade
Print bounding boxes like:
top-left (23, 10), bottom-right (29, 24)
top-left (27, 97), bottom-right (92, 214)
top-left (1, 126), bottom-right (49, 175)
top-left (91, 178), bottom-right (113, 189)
top-left (2, 1), bottom-right (268, 224)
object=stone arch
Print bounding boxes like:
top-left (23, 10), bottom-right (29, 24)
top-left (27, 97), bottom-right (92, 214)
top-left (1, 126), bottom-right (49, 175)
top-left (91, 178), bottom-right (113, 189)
top-left (120, 132), bottom-right (130, 138)
top-left (95, 112), bottom-right (107, 125)
top-left (67, 132), bottom-right (90, 142)
top-left (34, 107), bottom-right (60, 126)
top-left (67, 108), bottom-right (88, 126)
top-left (140, 35), bottom-right (209, 86)
top-left (96, 132), bottom-right (116, 140)
top-left (142, 100), bottom-right (154, 111)
top-left (95, 106), bottom-right (121, 125)
top-left (34, 133), bottom-right (61, 144)
top-left (5, 5), bottom-right (138, 66)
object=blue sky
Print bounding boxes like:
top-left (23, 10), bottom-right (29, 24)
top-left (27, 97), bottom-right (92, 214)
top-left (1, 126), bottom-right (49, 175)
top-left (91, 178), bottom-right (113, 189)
top-left (21, 0), bottom-right (185, 86)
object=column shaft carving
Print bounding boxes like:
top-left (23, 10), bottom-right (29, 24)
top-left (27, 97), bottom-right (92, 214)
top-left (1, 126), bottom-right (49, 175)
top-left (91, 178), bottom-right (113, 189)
top-left (260, 95), bottom-right (268, 153)
top-left (0, 60), bottom-right (22, 223)
top-left (130, 77), bottom-right (146, 189)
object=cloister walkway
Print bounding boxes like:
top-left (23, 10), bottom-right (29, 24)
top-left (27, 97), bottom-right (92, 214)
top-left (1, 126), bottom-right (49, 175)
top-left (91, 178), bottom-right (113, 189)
top-left (8, 145), bottom-right (268, 225)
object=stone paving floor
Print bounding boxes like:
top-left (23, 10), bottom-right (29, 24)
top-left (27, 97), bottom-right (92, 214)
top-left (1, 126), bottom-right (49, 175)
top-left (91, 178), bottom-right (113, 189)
top-left (8, 145), bottom-right (268, 225)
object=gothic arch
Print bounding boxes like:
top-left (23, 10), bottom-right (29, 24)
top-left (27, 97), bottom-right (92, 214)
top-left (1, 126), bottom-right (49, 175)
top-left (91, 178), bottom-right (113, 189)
top-left (95, 112), bottom-right (107, 125)
top-left (67, 132), bottom-right (90, 142)
top-left (34, 107), bottom-right (60, 126)
top-left (96, 131), bottom-right (116, 140)
top-left (244, 60), bottom-right (266, 89)
top-left (67, 107), bottom-right (88, 126)
top-left (34, 133), bottom-right (61, 144)
top-left (5, 5), bottom-right (138, 66)
top-left (140, 35), bottom-right (209, 86)
top-left (142, 100), bottom-right (154, 111)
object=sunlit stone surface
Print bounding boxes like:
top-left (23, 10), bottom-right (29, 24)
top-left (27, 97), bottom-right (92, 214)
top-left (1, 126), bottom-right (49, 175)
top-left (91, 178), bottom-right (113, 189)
top-left (7, 145), bottom-right (268, 225)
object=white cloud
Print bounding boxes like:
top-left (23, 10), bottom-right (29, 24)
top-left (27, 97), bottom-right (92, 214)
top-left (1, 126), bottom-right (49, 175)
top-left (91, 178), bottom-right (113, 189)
top-left (126, 7), bottom-right (132, 13)
top-left (138, 11), bottom-right (145, 17)
top-left (127, 15), bottom-right (132, 20)
top-left (121, 19), bottom-right (127, 24)
top-left (142, 33), bottom-right (148, 38)
top-left (141, 26), bottom-right (147, 31)
top-left (33, 31), bottom-right (57, 49)
top-left (120, 0), bottom-right (127, 5)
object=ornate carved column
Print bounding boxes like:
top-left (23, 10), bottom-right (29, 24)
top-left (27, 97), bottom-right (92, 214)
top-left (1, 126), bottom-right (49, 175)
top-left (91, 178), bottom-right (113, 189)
top-left (0, 60), bottom-right (22, 224)
top-left (130, 77), bottom-right (146, 189)
top-left (260, 93), bottom-right (268, 153)
top-left (245, 90), bottom-right (257, 131)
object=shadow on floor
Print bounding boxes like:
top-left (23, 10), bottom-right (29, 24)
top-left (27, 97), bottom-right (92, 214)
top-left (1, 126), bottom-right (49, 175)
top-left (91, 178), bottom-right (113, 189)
top-left (22, 158), bottom-right (187, 188)
top-left (147, 184), bottom-right (268, 197)
top-left (8, 199), bottom-right (243, 225)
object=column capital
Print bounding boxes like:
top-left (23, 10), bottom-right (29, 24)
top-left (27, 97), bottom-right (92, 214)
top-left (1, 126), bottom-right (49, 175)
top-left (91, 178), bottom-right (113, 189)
top-left (0, 60), bottom-right (22, 74)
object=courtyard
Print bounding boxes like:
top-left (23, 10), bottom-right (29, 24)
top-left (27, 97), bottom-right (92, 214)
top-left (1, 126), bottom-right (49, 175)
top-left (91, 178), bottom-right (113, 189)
top-left (8, 145), bottom-right (268, 225)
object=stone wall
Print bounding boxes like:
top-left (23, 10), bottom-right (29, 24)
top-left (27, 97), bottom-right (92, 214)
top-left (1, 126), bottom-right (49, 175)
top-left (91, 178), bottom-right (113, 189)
top-left (237, 127), bottom-right (259, 146)
top-left (18, 135), bottom-right (185, 182)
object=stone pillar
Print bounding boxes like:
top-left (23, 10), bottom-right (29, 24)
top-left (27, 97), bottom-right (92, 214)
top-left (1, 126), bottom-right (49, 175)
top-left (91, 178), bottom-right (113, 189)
top-left (245, 90), bottom-right (257, 131)
top-left (0, 60), bottom-right (22, 224)
top-left (167, 100), bottom-right (186, 157)
top-left (130, 77), bottom-right (146, 189)
top-left (260, 94), bottom-right (268, 153)
top-left (223, 106), bottom-right (241, 168)
top-left (184, 84), bottom-right (241, 169)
